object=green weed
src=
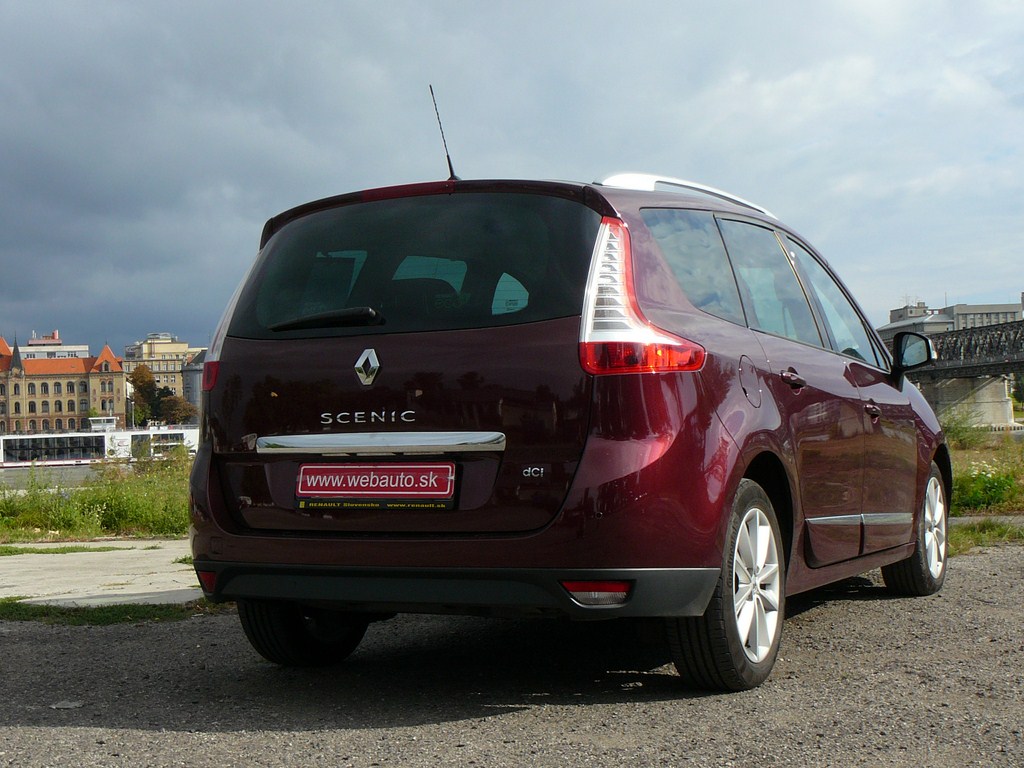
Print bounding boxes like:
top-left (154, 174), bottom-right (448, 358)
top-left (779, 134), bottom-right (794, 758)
top-left (0, 596), bottom-right (230, 625)
top-left (0, 446), bottom-right (192, 541)
top-left (948, 519), bottom-right (1024, 556)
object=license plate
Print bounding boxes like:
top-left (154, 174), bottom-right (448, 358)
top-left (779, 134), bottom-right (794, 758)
top-left (296, 462), bottom-right (456, 499)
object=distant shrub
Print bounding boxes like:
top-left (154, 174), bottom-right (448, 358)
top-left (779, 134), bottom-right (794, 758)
top-left (953, 461), bottom-right (1017, 511)
top-left (941, 407), bottom-right (989, 450)
top-left (0, 448), bottom-right (191, 541)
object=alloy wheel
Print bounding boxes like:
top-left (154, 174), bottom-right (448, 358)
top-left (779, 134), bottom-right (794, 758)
top-left (733, 506), bottom-right (782, 663)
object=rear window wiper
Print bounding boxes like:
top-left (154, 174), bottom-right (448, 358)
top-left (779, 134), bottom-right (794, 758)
top-left (269, 307), bottom-right (384, 332)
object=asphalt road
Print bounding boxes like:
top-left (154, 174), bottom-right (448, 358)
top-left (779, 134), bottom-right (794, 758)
top-left (0, 545), bottom-right (1021, 767)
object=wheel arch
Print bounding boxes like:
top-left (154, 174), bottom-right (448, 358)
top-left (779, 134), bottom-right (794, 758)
top-left (932, 442), bottom-right (953, 508)
top-left (742, 451), bottom-right (794, 572)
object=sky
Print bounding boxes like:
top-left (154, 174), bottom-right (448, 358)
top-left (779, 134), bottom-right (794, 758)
top-left (1, 0), bottom-right (1022, 357)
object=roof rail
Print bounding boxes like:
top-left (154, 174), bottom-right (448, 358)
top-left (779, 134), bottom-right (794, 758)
top-left (597, 173), bottom-right (775, 219)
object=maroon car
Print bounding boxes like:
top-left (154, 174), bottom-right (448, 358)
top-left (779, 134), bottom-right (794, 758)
top-left (190, 174), bottom-right (950, 690)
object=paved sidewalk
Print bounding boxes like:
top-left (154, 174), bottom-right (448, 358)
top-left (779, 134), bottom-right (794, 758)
top-left (0, 517), bottom-right (1020, 608)
top-left (0, 539), bottom-right (201, 607)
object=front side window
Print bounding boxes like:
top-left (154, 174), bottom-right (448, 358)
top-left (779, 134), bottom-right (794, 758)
top-left (640, 208), bottom-right (745, 325)
top-left (787, 238), bottom-right (881, 367)
top-left (717, 219), bottom-right (821, 347)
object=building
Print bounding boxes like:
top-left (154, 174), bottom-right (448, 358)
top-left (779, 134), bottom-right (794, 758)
top-left (181, 348), bottom-right (206, 415)
top-left (0, 336), bottom-right (127, 434)
top-left (876, 293), bottom-right (1024, 347)
top-left (19, 329), bottom-right (91, 359)
top-left (123, 333), bottom-right (205, 398)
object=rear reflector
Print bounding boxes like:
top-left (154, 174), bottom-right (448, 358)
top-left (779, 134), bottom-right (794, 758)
top-left (196, 570), bottom-right (217, 593)
top-left (561, 580), bottom-right (633, 606)
top-left (579, 217), bottom-right (705, 375)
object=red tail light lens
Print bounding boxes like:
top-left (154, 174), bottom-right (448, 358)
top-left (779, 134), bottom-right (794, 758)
top-left (579, 217), bottom-right (705, 375)
top-left (580, 339), bottom-right (706, 375)
top-left (201, 360), bottom-right (220, 392)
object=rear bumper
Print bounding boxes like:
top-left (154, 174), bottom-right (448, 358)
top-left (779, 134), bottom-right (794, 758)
top-left (194, 561), bottom-right (720, 620)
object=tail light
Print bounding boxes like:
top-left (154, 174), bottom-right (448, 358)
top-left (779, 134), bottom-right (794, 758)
top-left (202, 261), bottom-right (257, 391)
top-left (579, 217), bottom-right (705, 375)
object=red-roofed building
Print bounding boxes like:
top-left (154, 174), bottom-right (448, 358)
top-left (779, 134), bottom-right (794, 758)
top-left (0, 336), bottom-right (127, 434)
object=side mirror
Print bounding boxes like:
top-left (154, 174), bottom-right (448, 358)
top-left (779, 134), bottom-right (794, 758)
top-left (892, 331), bottom-right (934, 376)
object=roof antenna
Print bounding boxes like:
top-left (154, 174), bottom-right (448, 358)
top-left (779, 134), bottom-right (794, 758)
top-left (429, 85), bottom-right (459, 181)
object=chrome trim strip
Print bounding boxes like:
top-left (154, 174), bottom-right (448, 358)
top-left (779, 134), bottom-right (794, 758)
top-left (255, 431), bottom-right (506, 456)
top-left (806, 513), bottom-right (914, 528)
top-left (861, 512), bottom-right (913, 527)
top-left (805, 514), bottom-right (862, 527)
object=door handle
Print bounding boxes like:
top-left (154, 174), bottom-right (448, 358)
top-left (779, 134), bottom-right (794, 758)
top-left (864, 403), bottom-right (882, 419)
top-left (780, 369), bottom-right (806, 389)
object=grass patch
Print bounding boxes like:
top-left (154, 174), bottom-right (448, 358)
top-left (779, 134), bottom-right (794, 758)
top-left (0, 545), bottom-right (124, 557)
top-left (949, 519), bottom-right (1024, 556)
top-left (173, 555), bottom-right (194, 565)
top-left (0, 596), bottom-right (231, 625)
top-left (0, 447), bottom-right (192, 541)
top-left (950, 435), bottom-right (1024, 515)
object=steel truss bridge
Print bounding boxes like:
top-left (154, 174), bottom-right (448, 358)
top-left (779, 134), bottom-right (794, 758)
top-left (912, 319), bottom-right (1024, 380)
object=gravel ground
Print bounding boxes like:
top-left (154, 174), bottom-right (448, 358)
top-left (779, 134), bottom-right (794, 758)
top-left (0, 545), bottom-right (1020, 767)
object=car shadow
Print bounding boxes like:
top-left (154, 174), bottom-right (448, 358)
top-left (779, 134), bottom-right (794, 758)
top-left (785, 574), bottom-right (888, 619)
top-left (0, 613), bottom-right (718, 734)
top-left (1, 575), bottom-right (915, 734)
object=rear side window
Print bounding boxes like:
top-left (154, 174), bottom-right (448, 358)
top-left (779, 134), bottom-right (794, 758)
top-left (717, 219), bottom-right (822, 347)
top-left (640, 208), bottom-right (745, 325)
top-left (228, 193), bottom-right (601, 339)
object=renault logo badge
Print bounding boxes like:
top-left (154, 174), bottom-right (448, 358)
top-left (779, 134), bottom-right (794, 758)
top-left (354, 348), bottom-right (380, 386)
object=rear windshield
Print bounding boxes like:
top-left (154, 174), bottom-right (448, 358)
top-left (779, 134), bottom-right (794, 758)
top-left (228, 192), bottom-right (602, 339)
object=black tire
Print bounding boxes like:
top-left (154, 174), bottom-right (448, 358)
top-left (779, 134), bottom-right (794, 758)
top-left (666, 479), bottom-right (785, 691)
top-left (882, 462), bottom-right (948, 596)
top-left (237, 600), bottom-right (369, 666)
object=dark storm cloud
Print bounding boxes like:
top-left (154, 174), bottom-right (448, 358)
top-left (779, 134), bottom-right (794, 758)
top-left (0, 1), bottom-right (1022, 355)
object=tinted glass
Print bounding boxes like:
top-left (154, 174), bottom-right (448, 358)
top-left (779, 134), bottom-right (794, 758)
top-left (718, 219), bottom-right (822, 346)
top-left (787, 238), bottom-right (880, 366)
top-left (640, 208), bottom-right (745, 324)
top-left (228, 193), bottom-right (601, 339)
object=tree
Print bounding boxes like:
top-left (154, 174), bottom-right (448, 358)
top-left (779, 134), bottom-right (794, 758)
top-left (128, 365), bottom-right (158, 413)
top-left (159, 395), bottom-right (198, 425)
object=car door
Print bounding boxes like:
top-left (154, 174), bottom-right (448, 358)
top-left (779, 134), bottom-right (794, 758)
top-left (786, 237), bottom-right (918, 553)
top-left (717, 218), bottom-right (865, 567)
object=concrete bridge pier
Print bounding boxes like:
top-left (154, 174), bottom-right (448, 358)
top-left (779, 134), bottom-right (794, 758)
top-left (917, 376), bottom-right (1015, 426)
